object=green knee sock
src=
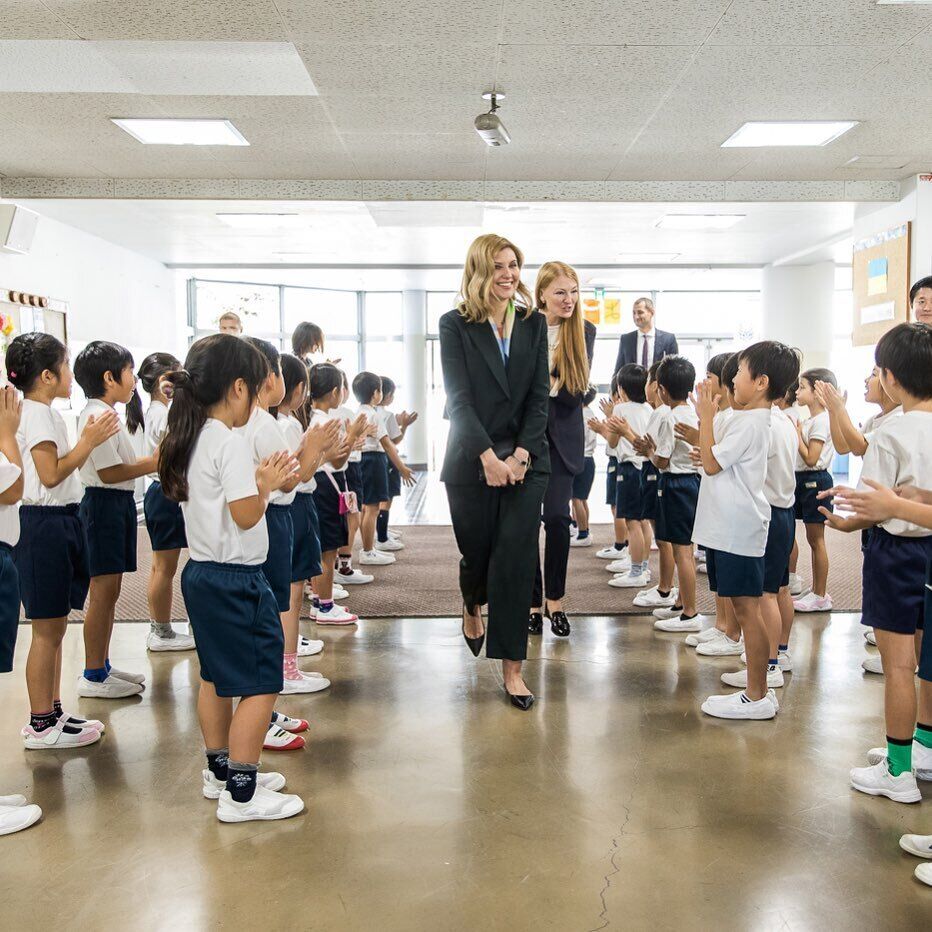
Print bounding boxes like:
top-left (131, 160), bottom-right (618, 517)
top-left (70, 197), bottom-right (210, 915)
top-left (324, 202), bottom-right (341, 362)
top-left (914, 722), bottom-right (932, 749)
top-left (886, 737), bottom-right (912, 776)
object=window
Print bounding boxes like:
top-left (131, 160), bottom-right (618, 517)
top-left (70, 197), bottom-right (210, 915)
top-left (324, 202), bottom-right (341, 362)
top-left (194, 280), bottom-right (279, 335)
top-left (364, 292), bottom-right (403, 336)
top-left (284, 287), bottom-right (358, 338)
top-left (427, 292), bottom-right (457, 335)
top-left (652, 292), bottom-right (761, 340)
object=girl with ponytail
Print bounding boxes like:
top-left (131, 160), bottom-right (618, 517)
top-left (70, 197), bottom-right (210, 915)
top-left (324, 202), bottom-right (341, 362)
top-left (160, 333), bottom-right (306, 823)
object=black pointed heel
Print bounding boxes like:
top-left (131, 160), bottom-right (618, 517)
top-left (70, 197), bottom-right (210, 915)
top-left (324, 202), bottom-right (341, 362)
top-left (546, 607), bottom-right (571, 638)
top-left (504, 687), bottom-right (535, 711)
top-left (462, 605), bottom-right (485, 658)
top-left (528, 612), bottom-right (543, 635)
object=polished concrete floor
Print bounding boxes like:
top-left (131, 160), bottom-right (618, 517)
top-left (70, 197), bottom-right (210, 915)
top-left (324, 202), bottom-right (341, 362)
top-left (0, 612), bottom-right (929, 930)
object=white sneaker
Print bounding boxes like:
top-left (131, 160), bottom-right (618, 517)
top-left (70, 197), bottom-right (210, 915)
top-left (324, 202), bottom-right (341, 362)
top-left (359, 549), bottom-right (395, 566)
top-left (867, 742), bottom-right (932, 780)
top-left (271, 713), bottom-right (307, 733)
top-left (263, 725), bottom-right (306, 751)
top-left (916, 863), bottom-right (932, 886)
top-left (376, 538), bottom-right (405, 552)
top-left (685, 626), bottom-right (723, 648)
top-left (850, 759), bottom-right (921, 803)
top-left (315, 603), bottom-right (358, 626)
top-left (22, 720), bottom-right (101, 750)
top-left (569, 524), bottom-right (578, 539)
top-left (569, 535), bottom-right (593, 548)
top-left (605, 557), bottom-right (632, 573)
top-left (596, 545), bottom-right (628, 560)
top-left (216, 785), bottom-right (304, 823)
top-left (332, 584), bottom-right (349, 600)
top-left (634, 586), bottom-right (678, 609)
top-left (864, 629), bottom-right (877, 646)
top-left (654, 614), bottom-right (704, 633)
top-left (701, 691), bottom-right (776, 720)
top-left (108, 667), bottom-right (146, 685)
top-left (146, 628), bottom-right (196, 652)
top-left (334, 569), bottom-right (373, 585)
top-left (77, 675), bottom-right (144, 699)
top-left (202, 770), bottom-right (286, 799)
top-left (298, 636), bottom-right (324, 657)
top-left (768, 688), bottom-right (780, 713)
top-left (281, 672), bottom-right (331, 694)
top-left (788, 573), bottom-right (805, 596)
top-left (388, 529), bottom-right (404, 540)
top-left (0, 794), bottom-right (26, 807)
top-left (721, 667), bottom-right (785, 689)
top-left (793, 591), bottom-right (833, 613)
top-left (20, 711), bottom-right (106, 735)
top-left (696, 634), bottom-right (744, 657)
top-left (0, 803), bottom-right (42, 836)
top-left (862, 655), bottom-right (884, 675)
top-left (653, 604), bottom-right (685, 620)
top-left (697, 562), bottom-right (708, 575)
top-left (609, 570), bottom-right (651, 589)
top-left (900, 833), bottom-right (932, 859)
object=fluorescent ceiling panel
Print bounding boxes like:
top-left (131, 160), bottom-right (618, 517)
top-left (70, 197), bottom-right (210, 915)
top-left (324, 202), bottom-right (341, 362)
top-left (722, 121), bottom-right (858, 147)
top-left (0, 41), bottom-right (317, 95)
top-left (113, 119), bottom-right (249, 146)
top-left (655, 214), bottom-right (745, 231)
top-left (843, 155), bottom-right (909, 169)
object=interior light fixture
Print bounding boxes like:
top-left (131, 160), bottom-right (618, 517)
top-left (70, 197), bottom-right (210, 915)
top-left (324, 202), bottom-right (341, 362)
top-left (111, 118), bottom-right (249, 145)
top-left (215, 213), bottom-right (304, 229)
top-left (654, 214), bottom-right (745, 231)
top-left (474, 92), bottom-right (510, 147)
top-left (616, 253), bottom-right (681, 263)
top-left (843, 155), bottom-right (909, 169)
top-left (721, 121), bottom-right (858, 147)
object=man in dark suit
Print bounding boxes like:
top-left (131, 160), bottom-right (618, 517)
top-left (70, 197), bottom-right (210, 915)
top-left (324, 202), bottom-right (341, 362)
top-left (613, 297), bottom-right (679, 376)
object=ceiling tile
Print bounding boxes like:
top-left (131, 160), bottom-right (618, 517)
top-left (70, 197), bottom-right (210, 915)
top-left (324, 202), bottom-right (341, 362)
top-left (483, 150), bottom-right (618, 182)
top-left (221, 154), bottom-right (360, 180)
top-left (0, 1), bottom-right (76, 39)
top-left (361, 180), bottom-right (486, 200)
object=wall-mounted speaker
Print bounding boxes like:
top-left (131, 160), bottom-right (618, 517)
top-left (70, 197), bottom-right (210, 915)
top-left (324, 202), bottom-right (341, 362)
top-left (0, 204), bottom-right (39, 255)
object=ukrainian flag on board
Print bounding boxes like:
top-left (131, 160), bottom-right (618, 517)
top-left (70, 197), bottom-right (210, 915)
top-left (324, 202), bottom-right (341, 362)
top-left (867, 257), bottom-right (888, 296)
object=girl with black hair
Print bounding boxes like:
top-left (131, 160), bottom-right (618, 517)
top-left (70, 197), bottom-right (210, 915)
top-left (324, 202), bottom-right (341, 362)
top-left (158, 333), bottom-right (304, 823)
top-left (7, 332), bottom-right (118, 748)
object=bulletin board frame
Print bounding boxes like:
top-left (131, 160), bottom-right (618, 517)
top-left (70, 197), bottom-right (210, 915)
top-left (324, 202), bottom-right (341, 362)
top-left (852, 222), bottom-right (910, 347)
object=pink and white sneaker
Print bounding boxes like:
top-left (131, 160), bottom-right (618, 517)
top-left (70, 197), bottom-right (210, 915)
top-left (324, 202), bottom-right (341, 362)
top-left (263, 726), bottom-right (306, 751)
top-left (22, 720), bottom-right (102, 750)
top-left (793, 592), bottom-right (833, 613)
top-left (20, 711), bottom-right (105, 737)
top-left (315, 603), bottom-right (358, 626)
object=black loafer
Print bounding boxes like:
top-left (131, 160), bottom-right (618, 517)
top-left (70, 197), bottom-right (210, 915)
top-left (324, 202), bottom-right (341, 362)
top-left (547, 608), bottom-right (571, 638)
top-left (528, 612), bottom-right (543, 635)
top-left (505, 688), bottom-right (535, 711)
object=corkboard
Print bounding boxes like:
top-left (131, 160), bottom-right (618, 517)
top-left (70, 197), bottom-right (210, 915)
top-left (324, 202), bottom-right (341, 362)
top-left (852, 223), bottom-right (910, 347)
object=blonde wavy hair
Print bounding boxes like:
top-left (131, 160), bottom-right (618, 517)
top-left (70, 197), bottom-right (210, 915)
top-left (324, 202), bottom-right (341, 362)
top-left (457, 234), bottom-right (534, 324)
top-left (535, 261), bottom-right (589, 396)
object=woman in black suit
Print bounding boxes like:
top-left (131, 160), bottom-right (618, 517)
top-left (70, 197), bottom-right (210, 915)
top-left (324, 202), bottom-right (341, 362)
top-left (439, 234), bottom-right (551, 710)
top-left (529, 262), bottom-right (595, 638)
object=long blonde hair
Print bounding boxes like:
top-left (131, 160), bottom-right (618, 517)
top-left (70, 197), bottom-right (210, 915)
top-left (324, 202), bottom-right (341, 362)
top-left (535, 261), bottom-right (589, 396)
top-left (457, 234), bottom-right (534, 324)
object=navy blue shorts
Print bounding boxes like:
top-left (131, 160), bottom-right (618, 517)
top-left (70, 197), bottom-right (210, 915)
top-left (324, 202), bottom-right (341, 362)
top-left (361, 451), bottom-right (389, 505)
top-left (143, 480), bottom-right (187, 552)
top-left (763, 505), bottom-right (795, 593)
top-left (312, 471), bottom-right (349, 554)
top-left (605, 456), bottom-right (618, 506)
top-left (640, 462), bottom-right (660, 521)
top-left (181, 560), bottom-right (283, 698)
top-left (862, 527), bottom-right (932, 635)
top-left (706, 548), bottom-right (765, 598)
top-left (80, 487), bottom-right (137, 577)
top-left (0, 545), bottom-right (20, 673)
top-left (572, 456), bottom-right (595, 501)
top-left (345, 461), bottom-right (363, 500)
top-left (615, 461), bottom-right (644, 520)
top-left (795, 469), bottom-right (833, 524)
top-left (263, 503), bottom-right (294, 612)
top-left (387, 461), bottom-right (402, 498)
top-left (655, 473), bottom-right (700, 546)
top-left (289, 492), bottom-right (322, 583)
top-left (920, 561), bottom-right (932, 683)
top-left (14, 504), bottom-right (90, 619)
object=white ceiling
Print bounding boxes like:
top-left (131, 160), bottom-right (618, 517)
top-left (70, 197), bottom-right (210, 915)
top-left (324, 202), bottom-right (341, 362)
top-left (0, 1), bottom-right (930, 187)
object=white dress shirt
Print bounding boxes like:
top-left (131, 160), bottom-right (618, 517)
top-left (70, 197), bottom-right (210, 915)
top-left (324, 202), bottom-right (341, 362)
top-left (637, 328), bottom-right (655, 367)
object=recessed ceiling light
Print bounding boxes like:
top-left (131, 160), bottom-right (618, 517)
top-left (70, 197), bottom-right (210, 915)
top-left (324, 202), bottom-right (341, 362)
top-left (216, 213), bottom-right (304, 229)
top-left (721, 121), bottom-right (858, 148)
top-left (843, 155), bottom-right (909, 169)
top-left (655, 214), bottom-right (745, 231)
top-left (616, 253), bottom-right (681, 263)
top-left (111, 117), bottom-right (249, 146)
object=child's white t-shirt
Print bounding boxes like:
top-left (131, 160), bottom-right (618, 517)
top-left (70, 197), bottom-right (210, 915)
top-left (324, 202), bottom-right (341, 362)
top-left (862, 406), bottom-right (902, 446)
top-left (358, 403), bottom-right (388, 454)
top-left (0, 453), bottom-right (21, 547)
top-left (765, 408), bottom-right (798, 509)
top-left (181, 419), bottom-right (267, 565)
top-left (859, 410), bottom-right (932, 538)
top-left (795, 410), bottom-right (834, 471)
top-left (693, 408), bottom-right (772, 557)
top-left (654, 405), bottom-right (700, 474)
top-left (143, 400), bottom-right (169, 478)
top-left (17, 399), bottom-right (83, 505)
top-left (612, 401), bottom-right (652, 466)
top-left (713, 407), bottom-right (734, 440)
top-left (312, 408), bottom-right (346, 474)
top-left (78, 398), bottom-right (136, 491)
top-left (383, 409), bottom-right (402, 444)
top-left (582, 405), bottom-right (597, 457)
top-left (236, 406), bottom-right (295, 506)
top-left (277, 413), bottom-right (316, 494)
top-left (334, 405), bottom-right (361, 463)
top-left (644, 404), bottom-right (670, 445)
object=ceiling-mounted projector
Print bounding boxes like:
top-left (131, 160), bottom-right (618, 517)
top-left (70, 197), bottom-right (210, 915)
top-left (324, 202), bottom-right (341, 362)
top-left (475, 92), bottom-right (510, 147)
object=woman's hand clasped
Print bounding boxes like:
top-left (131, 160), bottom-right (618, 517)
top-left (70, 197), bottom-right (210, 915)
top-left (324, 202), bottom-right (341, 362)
top-left (481, 453), bottom-right (516, 487)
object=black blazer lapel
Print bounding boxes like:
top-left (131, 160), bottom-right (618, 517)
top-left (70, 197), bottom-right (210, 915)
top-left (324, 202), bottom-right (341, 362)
top-left (506, 307), bottom-right (532, 390)
top-left (624, 331), bottom-right (636, 364)
top-left (466, 317), bottom-right (511, 397)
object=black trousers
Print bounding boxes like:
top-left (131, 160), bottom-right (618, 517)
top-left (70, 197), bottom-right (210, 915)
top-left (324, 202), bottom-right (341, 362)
top-left (532, 455), bottom-right (575, 605)
top-left (445, 469), bottom-right (547, 661)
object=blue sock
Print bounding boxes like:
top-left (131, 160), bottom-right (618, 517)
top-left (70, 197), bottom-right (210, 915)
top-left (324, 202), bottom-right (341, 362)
top-left (768, 658), bottom-right (779, 668)
top-left (320, 599), bottom-right (334, 612)
top-left (641, 561), bottom-right (649, 574)
top-left (83, 666), bottom-right (108, 683)
top-left (577, 529), bottom-right (589, 540)
top-left (105, 658), bottom-right (111, 673)
top-left (778, 643), bottom-right (788, 652)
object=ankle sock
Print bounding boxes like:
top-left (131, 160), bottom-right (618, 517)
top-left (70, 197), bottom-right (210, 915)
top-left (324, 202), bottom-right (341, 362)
top-left (914, 722), bottom-right (932, 750)
top-left (30, 710), bottom-right (58, 733)
top-left (680, 612), bottom-right (697, 621)
top-left (338, 555), bottom-right (352, 573)
top-left (105, 659), bottom-right (111, 673)
top-left (768, 659), bottom-right (779, 671)
top-left (53, 699), bottom-right (63, 716)
top-left (614, 541), bottom-right (627, 551)
top-left (206, 748), bottom-right (229, 781)
top-left (778, 643), bottom-right (789, 653)
top-left (886, 736), bottom-right (913, 776)
top-left (283, 652), bottom-right (300, 679)
top-left (319, 599), bottom-right (334, 612)
top-left (658, 589), bottom-right (671, 598)
top-left (376, 509), bottom-right (389, 543)
top-left (577, 529), bottom-right (589, 540)
top-left (83, 666), bottom-right (108, 683)
top-left (226, 760), bottom-right (258, 803)
top-left (52, 702), bottom-right (91, 727)
top-left (151, 622), bottom-right (175, 639)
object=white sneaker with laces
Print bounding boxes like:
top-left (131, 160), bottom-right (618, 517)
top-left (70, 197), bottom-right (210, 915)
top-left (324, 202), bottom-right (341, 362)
top-left (701, 691), bottom-right (776, 720)
top-left (0, 803), bottom-right (42, 836)
top-left (634, 586), bottom-right (678, 608)
top-left (850, 759), bottom-right (921, 803)
top-left (652, 604), bottom-right (685, 620)
top-left (22, 720), bottom-right (101, 750)
top-left (376, 538), bottom-right (405, 552)
top-left (332, 584), bottom-right (349, 600)
top-left (864, 629), bottom-right (877, 646)
top-left (654, 614), bottom-right (704, 633)
top-left (298, 636), bottom-right (324, 657)
top-left (202, 770), bottom-right (286, 799)
top-left (605, 557), bottom-right (632, 573)
top-left (333, 569), bottom-right (374, 585)
top-left (862, 655), bottom-right (884, 675)
top-left (609, 570), bottom-right (651, 589)
top-left (216, 785), bottom-right (304, 823)
top-left (721, 667), bottom-right (785, 689)
top-left (359, 549), bottom-right (395, 566)
top-left (686, 627), bottom-right (726, 648)
top-left (596, 545), bottom-right (628, 560)
top-left (146, 627), bottom-right (196, 652)
top-left (788, 573), bottom-right (805, 596)
top-left (77, 675), bottom-right (144, 699)
top-left (0, 794), bottom-right (26, 807)
top-left (569, 535), bottom-right (593, 548)
top-left (867, 742), bottom-right (932, 780)
top-left (281, 672), bottom-right (331, 694)
top-left (108, 667), bottom-right (146, 685)
top-left (900, 833), bottom-right (932, 859)
top-left (793, 591), bottom-right (833, 613)
top-left (696, 634), bottom-right (744, 657)
top-left (315, 603), bottom-right (358, 626)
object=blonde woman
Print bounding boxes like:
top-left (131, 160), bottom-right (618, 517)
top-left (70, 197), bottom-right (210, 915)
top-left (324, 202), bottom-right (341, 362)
top-left (528, 262), bottom-right (595, 639)
top-left (439, 234), bottom-right (551, 710)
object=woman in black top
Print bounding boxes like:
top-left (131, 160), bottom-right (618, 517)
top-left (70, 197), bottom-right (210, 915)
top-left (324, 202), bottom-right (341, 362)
top-left (528, 262), bottom-right (595, 638)
top-left (439, 234), bottom-right (550, 710)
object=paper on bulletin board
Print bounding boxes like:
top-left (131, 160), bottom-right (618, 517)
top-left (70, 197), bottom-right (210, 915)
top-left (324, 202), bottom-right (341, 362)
top-left (582, 298), bottom-right (601, 326)
top-left (861, 301), bottom-right (894, 325)
top-left (603, 298), bottom-right (620, 325)
top-left (867, 257), bottom-right (888, 296)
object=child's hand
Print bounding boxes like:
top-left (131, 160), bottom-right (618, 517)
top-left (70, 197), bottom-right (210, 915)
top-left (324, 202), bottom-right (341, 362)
top-left (257, 450), bottom-right (299, 494)
top-left (691, 380), bottom-right (717, 423)
top-left (0, 386), bottom-right (22, 438)
top-left (82, 409), bottom-right (122, 448)
top-left (347, 413), bottom-right (369, 440)
top-left (674, 422), bottom-right (700, 446)
top-left (829, 479), bottom-right (899, 523)
top-left (688, 446), bottom-right (702, 467)
top-left (599, 397), bottom-right (614, 417)
top-left (365, 422), bottom-right (378, 438)
top-left (303, 419), bottom-right (340, 458)
top-left (814, 380), bottom-right (846, 411)
top-left (633, 434), bottom-right (655, 457)
top-left (587, 417), bottom-right (606, 436)
top-left (817, 506), bottom-right (856, 532)
top-left (400, 465), bottom-right (415, 486)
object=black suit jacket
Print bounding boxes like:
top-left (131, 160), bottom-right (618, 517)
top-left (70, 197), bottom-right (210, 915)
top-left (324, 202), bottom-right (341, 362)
top-left (439, 307), bottom-right (551, 485)
top-left (547, 319), bottom-right (596, 476)
top-left (614, 329), bottom-right (678, 377)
